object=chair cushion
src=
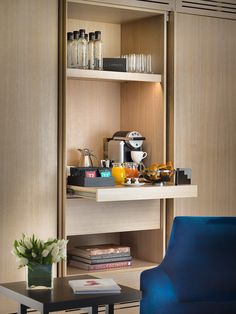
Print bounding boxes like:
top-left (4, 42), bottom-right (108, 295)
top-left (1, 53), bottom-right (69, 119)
top-left (162, 217), bottom-right (236, 302)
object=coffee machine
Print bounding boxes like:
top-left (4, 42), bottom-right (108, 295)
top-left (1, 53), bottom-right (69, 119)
top-left (106, 130), bottom-right (146, 163)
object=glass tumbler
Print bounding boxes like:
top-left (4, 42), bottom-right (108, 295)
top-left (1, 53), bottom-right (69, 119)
top-left (146, 54), bottom-right (152, 73)
top-left (128, 54), bottom-right (136, 72)
top-left (112, 163), bottom-right (126, 184)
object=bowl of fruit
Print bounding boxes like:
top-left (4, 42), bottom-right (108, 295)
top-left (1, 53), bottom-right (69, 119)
top-left (143, 161), bottom-right (175, 185)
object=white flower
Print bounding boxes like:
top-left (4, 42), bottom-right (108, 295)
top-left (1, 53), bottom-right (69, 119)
top-left (58, 239), bottom-right (68, 249)
top-left (51, 245), bottom-right (59, 259)
top-left (24, 237), bottom-right (33, 249)
top-left (46, 244), bottom-right (54, 252)
top-left (42, 249), bottom-right (50, 257)
top-left (13, 234), bottom-right (68, 268)
top-left (11, 248), bottom-right (18, 256)
top-left (17, 257), bottom-right (28, 267)
top-left (17, 246), bottom-right (26, 254)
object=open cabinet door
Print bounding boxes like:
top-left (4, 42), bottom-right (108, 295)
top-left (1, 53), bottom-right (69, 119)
top-left (167, 12), bottom-right (236, 237)
top-left (0, 1), bottom-right (58, 312)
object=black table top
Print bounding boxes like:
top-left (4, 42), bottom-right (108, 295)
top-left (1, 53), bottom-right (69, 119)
top-left (0, 275), bottom-right (142, 312)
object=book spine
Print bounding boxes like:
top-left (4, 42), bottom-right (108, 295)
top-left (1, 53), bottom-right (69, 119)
top-left (69, 250), bottom-right (131, 259)
top-left (69, 260), bottom-right (132, 270)
top-left (88, 248), bottom-right (130, 256)
top-left (70, 255), bottom-right (132, 264)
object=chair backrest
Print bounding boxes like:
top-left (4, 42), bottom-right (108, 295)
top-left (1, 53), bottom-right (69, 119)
top-left (161, 216), bottom-right (236, 302)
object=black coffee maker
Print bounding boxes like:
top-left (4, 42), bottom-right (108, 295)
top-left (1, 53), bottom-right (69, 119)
top-left (107, 130), bottom-right (146, 163)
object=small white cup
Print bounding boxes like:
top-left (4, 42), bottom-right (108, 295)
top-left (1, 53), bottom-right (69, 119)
top-left (131, 151), bottom-right (148, 164)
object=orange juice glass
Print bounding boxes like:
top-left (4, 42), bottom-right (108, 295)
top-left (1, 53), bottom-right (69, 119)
top-left (112, 163), bottom-right (126, 184)
top-left (124, 162), bottom-right (139, 178)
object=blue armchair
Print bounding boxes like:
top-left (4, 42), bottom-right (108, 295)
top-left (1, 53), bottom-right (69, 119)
top-left (140, 216), bottom-right (236, 314)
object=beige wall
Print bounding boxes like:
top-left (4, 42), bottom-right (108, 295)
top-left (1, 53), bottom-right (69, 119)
top-left (0, 0), bottom-right (58, 312)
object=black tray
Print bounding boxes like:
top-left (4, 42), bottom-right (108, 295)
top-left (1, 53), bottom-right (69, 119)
top-left (67, 176), bottom-right (115, 187)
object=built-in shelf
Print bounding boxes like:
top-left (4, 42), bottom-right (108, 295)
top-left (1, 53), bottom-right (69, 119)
top-left (67, 184), bottom-right (198, 202)
top-left (67, 69), bottom-right (162, 83)
top-left (67, 258), bottom-right (158, 276)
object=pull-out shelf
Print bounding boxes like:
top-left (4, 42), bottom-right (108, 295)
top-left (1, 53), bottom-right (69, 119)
top-left (67, 184), bottom-right (198, 202)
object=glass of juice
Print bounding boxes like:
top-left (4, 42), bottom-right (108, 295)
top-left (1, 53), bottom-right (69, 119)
top-left (112, 163), bottom-right (126, 184)
top-left (124, 162), bottom-right (139, 178)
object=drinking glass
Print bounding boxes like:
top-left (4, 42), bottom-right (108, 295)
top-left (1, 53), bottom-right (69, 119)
top-left (124, 162), bottom-right (139, 178)
top-left (146, 54), bottom-right (152, 73)
top-left (128, 54), bottom-right (136, 72)
top-left (112, 163), bottom-right (126, 184)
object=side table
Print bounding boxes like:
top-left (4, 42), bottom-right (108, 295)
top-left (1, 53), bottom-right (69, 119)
top-left (0, 275), bottom-right (142, 314)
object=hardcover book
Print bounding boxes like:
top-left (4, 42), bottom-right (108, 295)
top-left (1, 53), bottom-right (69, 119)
top-left (70, 255), bottom-right (132, 264)
top-left (68, 244), bottom-right (131, 259)
top-left (69, 278), bottom-right (121, 294)
top-left (69, 259), bottom-right (132, 270)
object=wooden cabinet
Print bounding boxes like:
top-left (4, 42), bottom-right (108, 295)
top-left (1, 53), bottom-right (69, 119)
top-left (167, 11), bottom-right (236, 238)
top-left (61, 7), bottom-right (198, 310)
top-left (61, 2), bottom-right (170, 305)
top-left (0, 0), bottom-right (58, 312)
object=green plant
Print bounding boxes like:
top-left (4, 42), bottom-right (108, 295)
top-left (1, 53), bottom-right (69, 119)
top-left (12, 234), bottom-right (68, 268)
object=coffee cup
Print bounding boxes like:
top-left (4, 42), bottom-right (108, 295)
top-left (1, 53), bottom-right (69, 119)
top-left (131, 151), bottom-right (148, 164)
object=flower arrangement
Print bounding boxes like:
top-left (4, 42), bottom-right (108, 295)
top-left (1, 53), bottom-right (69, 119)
top-left (12, 234), bottom-right (68, 268)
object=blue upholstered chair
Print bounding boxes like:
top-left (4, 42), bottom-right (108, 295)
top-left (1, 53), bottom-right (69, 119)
top-left (140, 216), bottom-right (236, 314)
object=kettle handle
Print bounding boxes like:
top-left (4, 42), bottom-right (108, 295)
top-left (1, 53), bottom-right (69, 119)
top-left (77, 148), bottom-right (97, 158)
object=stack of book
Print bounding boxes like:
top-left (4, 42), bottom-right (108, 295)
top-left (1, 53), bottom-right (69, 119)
top-left (68, 244), bottom-right (132, 271)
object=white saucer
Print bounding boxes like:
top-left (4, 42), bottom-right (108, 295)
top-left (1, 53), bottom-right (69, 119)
top-left (122, 182), bottom-right (145, 186)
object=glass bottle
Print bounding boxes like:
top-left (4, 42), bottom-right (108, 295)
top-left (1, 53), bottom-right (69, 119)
top-left (72, 31), bottom-right (79, 68)
top-left (94, 31), bottom-right (103, 70)
top-left (67, 32), bottom-right (74, 68)
top-left (85, 33), bottom-right (89, 69)
top-left (78, 29), bottom-right (87, 69)
top-left (88, 32), bottom-right (95, 70)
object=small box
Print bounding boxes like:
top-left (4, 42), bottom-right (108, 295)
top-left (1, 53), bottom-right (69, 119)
top-left (67, 167), bottom-right (114, 187)
top-left (103, 58), bottom-right (126, 72)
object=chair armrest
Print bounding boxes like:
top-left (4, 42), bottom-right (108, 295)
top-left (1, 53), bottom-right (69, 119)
top-left (140, 266), bottom-right (178, 313)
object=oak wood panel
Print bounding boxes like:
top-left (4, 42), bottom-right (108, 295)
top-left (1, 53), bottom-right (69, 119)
top-left (120, 14), bottom-right (167, 265)
top-left (66, 80), bottom-right (120, 165)
top-left (67, 0), bottom-right (173, 20)
top-left (67, 69), bottom-right (162, 83)
top-left (0, 0), bottom-right (58, 313)
top-left (170, 13), bottom-right (236, 220)
top-left (121, 82), bottom-right (164, 167)
top-left (121, 15), bottom-right (165, 74)
top-left (69, 184), bottom-right (197, 201)
top-left (66, 198), bottom-right (160, 235)
top-left (120, 15), bottom-right (165, 167)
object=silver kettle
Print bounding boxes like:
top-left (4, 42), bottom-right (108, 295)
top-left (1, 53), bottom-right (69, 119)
top-left (77, 148), bottom-right (96, 167)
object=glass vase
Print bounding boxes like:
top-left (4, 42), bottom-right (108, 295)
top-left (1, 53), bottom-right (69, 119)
top-left (26, 264), bottom-right (53, 289)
